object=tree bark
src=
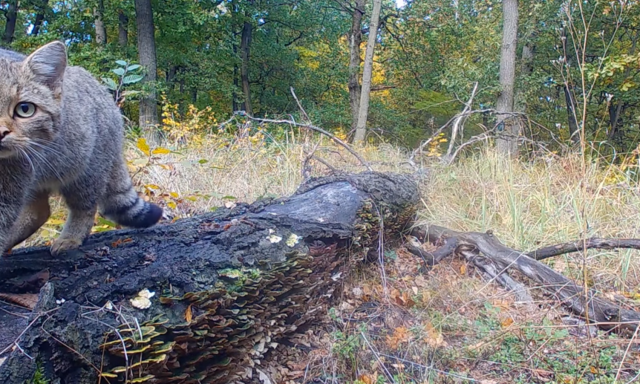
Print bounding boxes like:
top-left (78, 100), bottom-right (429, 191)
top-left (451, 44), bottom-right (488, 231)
top-left (135, 0), bottom-right (160, 143)
top-left (118, 10), bottom-right (129, 48)
top-left (348, 0), bottom-right (365, 134)
top-left (495, 0), bottom-right (519, 156)
top-left (353, 0), bottom-right (382, 144)
top-left (2, 0), bottom-right (18, 47)
top-left (0, 172), bottom-right (419, 384)
top-left (94, 0), bottom-right (107, 45)
top-left (607, 31), bottom-right (636, 142)
top-left (240, 20), bottom-right (253, 115)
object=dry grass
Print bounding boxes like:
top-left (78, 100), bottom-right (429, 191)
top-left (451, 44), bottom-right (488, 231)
top-left (18, 128), bottom-right (640, 383)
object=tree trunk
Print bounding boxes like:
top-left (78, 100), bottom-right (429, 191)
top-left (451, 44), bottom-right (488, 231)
top-left (495, 0), bottom-right (519, 157)
top-left (94, 0), bottom-right (107, 45)
top-left (607, 31), bottom-right (636, 142)
top-left (0, 172), bottom-right (419, 384)
top-left (353, 0), bottom-right (382, 144)
top-left (348, 0), bottom-right (365, 134)
top-left (1, 0), bottom-right (18, 46)
top-left (135, 0), bottom-right (160, 143)
top-left (31, 0), bottom-right (50, 36)
top-left (240, 20), bottom-right (253, 115)
top-left (563, 83), bottom-right (580, 143)
top-left (232, 41), bottom-right (241, 112)
top-left (118, 10), bottom-right (129, 48)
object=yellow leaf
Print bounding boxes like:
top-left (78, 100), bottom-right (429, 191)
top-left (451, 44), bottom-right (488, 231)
top-left (460, 263), bottom-right (467, 275)
top-left (137, 138), bottom-right (150, 156)
top-left (500, 317), bottom-right (514, 328)
top-left (152, 147), bottom-right (171, 155)
top-left (167, 201), bottom-right (177, 209)
top-left (169, 192), bottom-right (179, 198)
top-left (185, 304), bottom-right (193, 323)
top-left (145, 184), bottom-right (160, 190)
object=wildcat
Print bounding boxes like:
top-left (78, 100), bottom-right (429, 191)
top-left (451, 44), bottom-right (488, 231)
top-left (0, 41), bottom-right (162, 256)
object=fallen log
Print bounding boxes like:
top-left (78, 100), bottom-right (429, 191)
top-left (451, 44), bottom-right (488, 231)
top-left (0, 172), bottom-right (419, 384)
top-left (410, 225), bottom-right (640, 334)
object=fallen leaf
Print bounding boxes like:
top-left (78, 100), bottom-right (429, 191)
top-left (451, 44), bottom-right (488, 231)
top-left (0, 292), bottom-right (39, 310)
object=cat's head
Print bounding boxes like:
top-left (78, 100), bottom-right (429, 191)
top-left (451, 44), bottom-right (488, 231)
top-left (0, 41), bottom-right (67, 159)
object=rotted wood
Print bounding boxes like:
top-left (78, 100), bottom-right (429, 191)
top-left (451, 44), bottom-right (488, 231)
top-left (411, 225), bottom-right (640, 334)
top-left (0, 172), bottom-right (419, 384)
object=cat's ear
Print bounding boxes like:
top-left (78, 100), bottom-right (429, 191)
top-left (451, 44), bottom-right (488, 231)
top-left (23, 41), bottom-right (67, 90)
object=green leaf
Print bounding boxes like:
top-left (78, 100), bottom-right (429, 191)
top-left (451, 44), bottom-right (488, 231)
top-left (123, 74), bottom-right (144, 85)
top-left (127, 64), bottom-right (141, 71)
top-left (115, 60), bottom-right (128, 67)
top-left (101, 77), bottom-right (118, 90)
top-left (112, 68), bottom-right (126, 77)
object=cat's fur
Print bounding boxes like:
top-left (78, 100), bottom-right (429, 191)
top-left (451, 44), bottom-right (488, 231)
top-left (0, 41), bottom-right (162, 256)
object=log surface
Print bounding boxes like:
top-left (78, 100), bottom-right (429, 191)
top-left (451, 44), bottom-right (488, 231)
top-left (0, 172), bottom-right (419, 384)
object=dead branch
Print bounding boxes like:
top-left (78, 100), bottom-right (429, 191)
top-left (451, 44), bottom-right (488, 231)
top-left (527, 237), bottom-right (640, 261)
top-left (219, 111), bottom-right (373, 171)
top-left (446, 82), bottom-right (478, 157)
top-left (409, 225), bottom-right (640, 334)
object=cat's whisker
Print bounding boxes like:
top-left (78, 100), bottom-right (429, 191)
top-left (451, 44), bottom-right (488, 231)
top-left (29, 139), bottom-right (65, 157)
top-left (17, 147), bottom-right (35, 174)
top-left (24, 145), bottom-right (64, 183)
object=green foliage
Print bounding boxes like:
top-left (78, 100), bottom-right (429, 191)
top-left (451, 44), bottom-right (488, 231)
top-left (2, 0), bottom-right (640, 153)
top-left (31, 364), bottom-right (49, 384)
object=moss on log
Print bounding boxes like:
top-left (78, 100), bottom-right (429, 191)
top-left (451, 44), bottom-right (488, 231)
top-left (0, 172), bottom-right (419, 384)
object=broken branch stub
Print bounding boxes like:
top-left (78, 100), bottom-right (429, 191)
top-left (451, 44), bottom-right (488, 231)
top-left (0, 172), bottom-right (419, 384)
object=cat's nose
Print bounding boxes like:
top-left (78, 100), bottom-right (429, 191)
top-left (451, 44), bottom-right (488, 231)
top-left (0, 126), bottom-right (10, 140)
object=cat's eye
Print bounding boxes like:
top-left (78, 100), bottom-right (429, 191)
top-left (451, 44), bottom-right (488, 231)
top-left (14, 102), bottom-right (36, 118)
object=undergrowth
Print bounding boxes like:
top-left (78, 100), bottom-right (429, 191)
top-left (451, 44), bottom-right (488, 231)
top-left (18, 108), bottom-right (640, 383)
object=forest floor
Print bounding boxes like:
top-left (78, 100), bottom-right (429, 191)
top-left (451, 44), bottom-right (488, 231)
top-left (20, 132), bottom-right (640, 384)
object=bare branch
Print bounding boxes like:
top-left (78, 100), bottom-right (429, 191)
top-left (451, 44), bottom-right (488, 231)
top-left (527, 238), bottom-right (640, 261)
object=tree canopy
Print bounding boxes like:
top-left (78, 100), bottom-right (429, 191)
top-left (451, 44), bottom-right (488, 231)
top-left (2, 0), bottom-right (640, 155)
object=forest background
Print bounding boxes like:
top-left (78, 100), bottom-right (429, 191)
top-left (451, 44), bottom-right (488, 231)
top-left (5, 0), bottom-right (640, 383)
top-left (3, 0), bottom-right (635, 158)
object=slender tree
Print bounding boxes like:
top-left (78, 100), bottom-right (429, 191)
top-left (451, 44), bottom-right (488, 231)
top-left (240, 17), bottom-right (253, 115)
top-left (354, 0), bottom-right (382, 144)
top-left (31, 0), bottom-right (50, 36)
top-left (495, 0), bottom-right (519, 156)
top-left (118, 10), bottom-right (129, 47)
top-left (344, 0), bottom-right (365, 133)
top-left (94, 0), bottom-right (107, 45)
top-left (2, 0), bottom-right (18, 46)
top-left (135, 0), bottom-right (160, 142)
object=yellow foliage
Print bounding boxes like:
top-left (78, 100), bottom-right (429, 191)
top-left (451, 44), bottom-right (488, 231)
top-left (160, 94), bottom-right (217, 146)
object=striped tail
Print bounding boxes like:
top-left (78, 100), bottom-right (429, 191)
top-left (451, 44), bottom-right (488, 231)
top-left (100, 162), bottom-right (163, 228)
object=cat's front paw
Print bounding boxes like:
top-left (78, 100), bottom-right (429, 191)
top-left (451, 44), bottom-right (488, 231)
top-left (50, 237), bottom-right (83, 256)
